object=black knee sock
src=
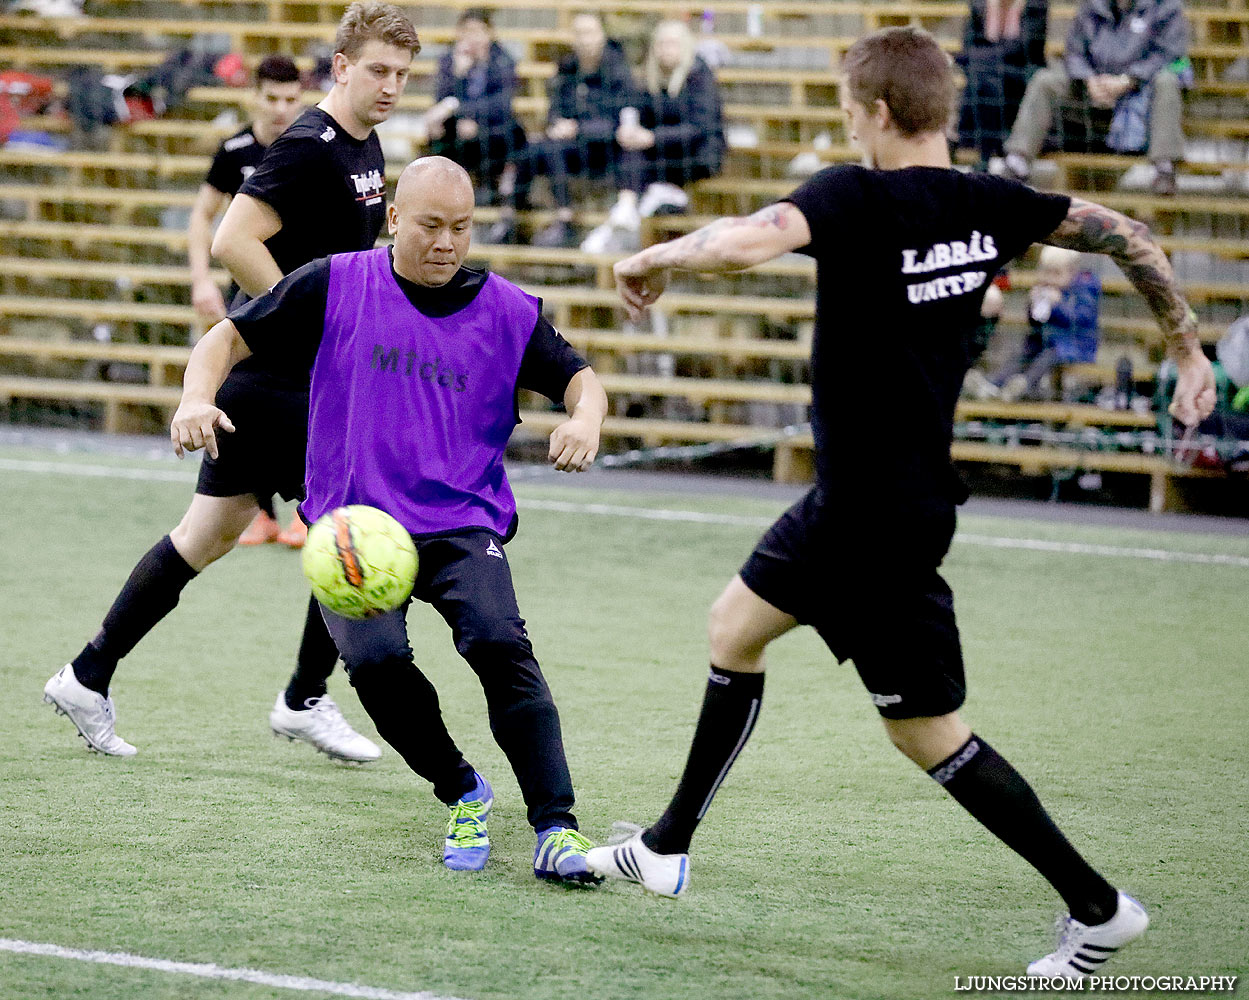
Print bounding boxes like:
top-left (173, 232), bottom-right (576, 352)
top-left (929, 734), bottom-right (1118, 925)
top-left (71, 535), bottom-right (198, 695)
top-left (643, 665), bottom-right (764, 855)
top-left (348, 656), bottom-right (477, 804)
top-left (284, 595), bottom-right (340, 710)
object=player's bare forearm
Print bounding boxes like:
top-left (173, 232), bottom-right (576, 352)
top-left (614, 203), bottom-right (811, 320)
top-left (1045, 198), bottom-right (1199, 359)
top-left (189, 185), bottom-right (227, 283)
top-left (213, 237), bottom-right (284, 298)
top-left (171, 320), bottom-right (248, 458)
top-left (563, 367), bottom-right (607, 426)
top-left (213, 193), bottom-right (284, 297)
top-left (549, 367), bottom-right (605, 472)
top-left (188, 208), bottom-right (216, 284)
top-left (180, 320), bottom-right (251, 407)
top-left (637, 203), bottom-right (810, 274)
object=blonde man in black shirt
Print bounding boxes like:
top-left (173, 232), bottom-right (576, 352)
top-left (587, 27), bottom-right (1215, 982)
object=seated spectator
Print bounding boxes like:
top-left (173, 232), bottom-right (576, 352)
top-left (529, 12), bottom-right (635, 249)
top-left (424, 8), bottom-right (530, 243)
top-left (993, 247), bottom-right (1102, 402)
top-left (581, 20), bottom-right (725, 254)
top-left (955, 0), bottom-right (1049, 169)
top-left (1004, 0), bottom-right (1187, 195)
top-left (962, 280), bottom-right (1007, 398)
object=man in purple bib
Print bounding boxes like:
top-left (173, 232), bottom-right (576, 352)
top-left (170, 156), bottom-right (610, 884)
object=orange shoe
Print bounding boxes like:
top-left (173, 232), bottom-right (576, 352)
top-left (239, 511), bottom-right (281, 546)
top-left (277, 514), bottom-right (307, 549)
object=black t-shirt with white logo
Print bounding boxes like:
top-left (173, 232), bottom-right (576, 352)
top-left (237, 106), bottom-right (386, 276)
top-left (782, 164), bottom-right (1070, 516)
top-left (204, 125), bottom-right (265, 197)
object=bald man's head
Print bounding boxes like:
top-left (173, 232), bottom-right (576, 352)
top-left (388, 156), bottom-right (475, 287)
top-left (394, 155), bottom-right (473, 207)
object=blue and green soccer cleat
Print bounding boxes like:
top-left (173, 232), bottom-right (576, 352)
top-left (533, 826), bottom-right (604, 885)
top-left (443, 772), bottom-right (492, 871)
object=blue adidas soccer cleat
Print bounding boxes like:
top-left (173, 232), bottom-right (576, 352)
top-left (533, 826), bottom-right (604, 885)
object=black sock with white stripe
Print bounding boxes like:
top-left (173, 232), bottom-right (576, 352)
top-left (928, 734), bottom-right (1119, 926)
top-left (643, 665), bottom-right (764, 856)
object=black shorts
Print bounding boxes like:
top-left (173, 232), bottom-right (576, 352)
top-left (739, 488), bottom-right (965, 720)
top-left (195, 368), bottom-right (309, 504)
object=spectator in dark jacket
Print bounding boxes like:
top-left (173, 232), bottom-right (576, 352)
top-left (955, 0), bottom-right (1049, 167)
top-left (1004, 0), bottom-right (1187, 194)
top-left (581, 20), bottom-right (725, 254)
top-left (529, 13), bottom-right (635, 248)
top-left (423, 7), bottom-right (530, 242)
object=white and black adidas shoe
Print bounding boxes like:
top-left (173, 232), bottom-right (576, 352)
top-left (585, 826), bottom-right (689, 898)
top-left (1027, 891), bottom-right (1149, 979)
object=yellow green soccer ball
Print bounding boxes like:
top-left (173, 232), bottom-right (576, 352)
top-left (301, 505), bottom-right (417, 619)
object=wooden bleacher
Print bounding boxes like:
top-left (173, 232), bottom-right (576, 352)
top-left (1, 0), bottom-right (1246, 509)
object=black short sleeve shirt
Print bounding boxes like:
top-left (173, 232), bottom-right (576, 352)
top-left (204, 125), bottom-right (265, 197)
top-left (782, 164), bottom-right (1071, 514)
top-left (237, 107), bottom-right (386, 276)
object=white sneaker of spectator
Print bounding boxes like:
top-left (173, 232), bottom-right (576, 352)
top-left (608, 195), bottom-right (642, 230)
top-left (638, 182), bottom-right (689, 218)
top-left (580, 195), bottom-right (642, 253)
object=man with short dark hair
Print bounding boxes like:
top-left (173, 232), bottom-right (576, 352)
top-left (190, 55), bottom-right (302, 328)
top-left (587, 25), bottom-right (1215, 981)
top-left (171, 156), bottom-right (610, 884)
top-left (44, 2), bottom-right (421, 765)
top-left (188, 54), bottom-right (304, 547)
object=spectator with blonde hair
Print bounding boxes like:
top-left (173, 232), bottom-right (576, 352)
top-left (581, 19), bottom-right (724, 253)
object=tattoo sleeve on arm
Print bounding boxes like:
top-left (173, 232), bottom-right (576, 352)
top-left (645, 203), bottom-right (801, 272)
top-left (1045, 197), bottom-right (1199, 358)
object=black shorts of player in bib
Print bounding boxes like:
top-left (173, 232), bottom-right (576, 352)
top-left (738, 488), bottom-right (966, 720)
top-left (195, 367), bottom-right (309, 504)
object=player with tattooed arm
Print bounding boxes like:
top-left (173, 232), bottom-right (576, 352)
top-left (586, 26), bottom-right (1215, 981)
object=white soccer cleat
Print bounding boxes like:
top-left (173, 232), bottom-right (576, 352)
top-left (1027, 892), bottom-right (1149, 979)
top-left (43, 664), bottom-right (137, 756)
top-left (585, 826), bottom-right (689, 898)
top-left (268, 693), bottom-right (381, 763)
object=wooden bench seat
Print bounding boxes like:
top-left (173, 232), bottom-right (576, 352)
top-left (0, 294), bottom-right (197, 325)
top-left (0, 374), bottom-right (183, 433)
top-left (770, 429), bottom-right (1231, 512)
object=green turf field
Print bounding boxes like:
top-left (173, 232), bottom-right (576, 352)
top-left (1, 445), bottom-right (1245, 1000)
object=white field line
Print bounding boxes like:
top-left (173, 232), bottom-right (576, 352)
top-left (3, 456), bottom-right (1247, 569)
top-left (0, 457), bottom-right (197, 482)
top-left (0, 938), bottom-right (469, 1000)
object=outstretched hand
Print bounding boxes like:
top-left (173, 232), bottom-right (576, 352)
top-left (614, 254), bottom-right (669, 323)
top-left (171, 402), bottom-right (235, 459)
top-left (548, 414), bottom-right (600, 472)
top-left (1169, 353), bottom-right (1217, 428)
